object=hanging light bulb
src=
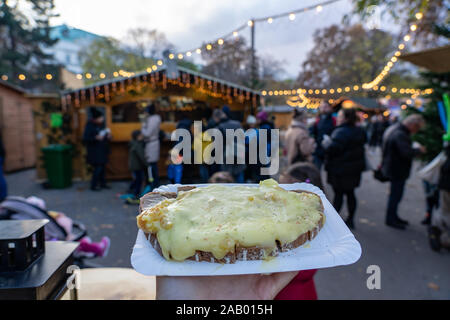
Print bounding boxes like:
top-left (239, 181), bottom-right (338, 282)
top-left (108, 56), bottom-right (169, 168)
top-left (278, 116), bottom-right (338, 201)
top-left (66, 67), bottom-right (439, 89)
top-left (233, 31), bottom-right (238, 37)
top-left (218, 39), bottom-right (224, 45)
top-left (415, 12), bottom-right (423, 20)
top-left (403, 35), bottom-right (411, 41)
top-left (46, 74), bottom-right (53, 80)
top-left (248, 20), bottom-right (253, 27)
top-left (267, 17), bottom-right (273, 24)
top-left (99, 73), bottom-right (106, 79)
top-left (169, 53), bottom-right (175, 59)
top-left (410, 24), bottom-right (417, 31)
top-left (186, 51), bottom-right (192, 57)
top-left (289, 13), bottom-right (295, 20)
top-left (196, 48), bottom-right (202, 54)
top-left (316, 5), bottom-right (323, 12)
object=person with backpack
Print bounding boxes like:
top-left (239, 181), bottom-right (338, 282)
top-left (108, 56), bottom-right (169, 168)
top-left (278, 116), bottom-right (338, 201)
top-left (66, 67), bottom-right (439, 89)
top-left (284, 109), bottom-right (316, 165)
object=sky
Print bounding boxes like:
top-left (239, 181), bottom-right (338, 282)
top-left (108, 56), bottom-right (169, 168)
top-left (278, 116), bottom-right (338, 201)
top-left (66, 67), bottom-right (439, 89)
top-left (49, 0), bottom-right (372, 78)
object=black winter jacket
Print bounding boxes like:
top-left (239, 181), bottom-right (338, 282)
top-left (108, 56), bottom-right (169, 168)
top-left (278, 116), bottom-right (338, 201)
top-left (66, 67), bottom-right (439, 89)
top-left (381, 123), bottom-right (419, 181)
top-left (324, 123), bottom-right (366, 178)
top-left (82, 121), bottom-right (110, 165)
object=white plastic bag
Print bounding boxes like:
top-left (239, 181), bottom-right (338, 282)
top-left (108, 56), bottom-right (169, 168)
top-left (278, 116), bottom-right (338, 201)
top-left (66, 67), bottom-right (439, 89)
top-left (417, 152), bottom-right (447, 184)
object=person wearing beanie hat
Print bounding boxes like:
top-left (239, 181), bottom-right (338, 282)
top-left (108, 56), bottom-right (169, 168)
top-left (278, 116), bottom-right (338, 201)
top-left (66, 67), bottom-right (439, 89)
top-left (83, 108), bottom-right (111, 191)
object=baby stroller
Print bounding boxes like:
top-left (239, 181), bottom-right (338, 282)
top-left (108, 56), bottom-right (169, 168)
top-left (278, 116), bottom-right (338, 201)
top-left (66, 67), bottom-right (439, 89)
top-left (0, 196), bottom-right (108, 268)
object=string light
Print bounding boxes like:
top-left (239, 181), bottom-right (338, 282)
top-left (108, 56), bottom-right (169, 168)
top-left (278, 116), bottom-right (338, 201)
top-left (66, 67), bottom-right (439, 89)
top-left (248, 20), bottom-right (253, 27)
top-left (196, 48), bottom-right (202, 54)
top-left (85, 73), bottom-right (92, 79)
top-left (415, 12), bottom-right (423, 20)
top-left (289, 13), bottom-right (296, 20)
top-left (233, 31), bottom-right (238, 37)
top-left (45, 74), bottom-right (53, 80)
top-left (218, 38), bottom-right (224, 45)
top-left (1, 75), bottom-right (8, 81)
top-left (99, 73), bottom-right (106, 79)
top-left (206, 44), bottom-right (212, 50)
top-left (267, 17), bottom-right (273, 23)
top-left (76, 74), bottom-right (83, 80)
top-left (316, 5), bottom-right (323, 12)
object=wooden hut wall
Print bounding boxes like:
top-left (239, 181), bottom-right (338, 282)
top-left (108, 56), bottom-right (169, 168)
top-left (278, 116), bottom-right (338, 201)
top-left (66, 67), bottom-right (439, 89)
top-left (0, 85), bottom-right (36, 172)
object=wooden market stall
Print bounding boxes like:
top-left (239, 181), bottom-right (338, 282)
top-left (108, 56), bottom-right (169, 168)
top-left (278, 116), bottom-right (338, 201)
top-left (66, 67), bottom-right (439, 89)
top-left (0, 80), bottom-right (36, 172)
top-left (60, 65), bottom-right (261, 181)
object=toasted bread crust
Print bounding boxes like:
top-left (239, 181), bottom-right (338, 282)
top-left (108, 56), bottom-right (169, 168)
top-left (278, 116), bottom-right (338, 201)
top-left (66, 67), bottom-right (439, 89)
top-left (138, 186), bottom-right (325, 263)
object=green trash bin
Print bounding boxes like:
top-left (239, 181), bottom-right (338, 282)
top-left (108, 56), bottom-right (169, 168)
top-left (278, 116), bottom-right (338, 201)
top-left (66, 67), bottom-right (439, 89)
top-left (42, 144), bottom-right (73, 188)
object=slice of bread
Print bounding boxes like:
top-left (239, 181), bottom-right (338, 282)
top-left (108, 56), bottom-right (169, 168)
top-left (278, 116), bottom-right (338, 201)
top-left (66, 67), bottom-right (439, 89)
top-left (137, 186), bottom-right (325, 264)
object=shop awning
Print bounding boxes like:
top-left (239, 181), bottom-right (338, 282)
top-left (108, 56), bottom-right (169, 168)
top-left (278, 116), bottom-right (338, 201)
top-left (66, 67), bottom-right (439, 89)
top-left (399, 45), bottom-right (450, 73)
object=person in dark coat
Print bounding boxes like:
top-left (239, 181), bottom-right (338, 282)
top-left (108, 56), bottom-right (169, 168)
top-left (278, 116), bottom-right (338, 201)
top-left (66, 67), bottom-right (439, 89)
top-left (0, 133), bottom-right (7, 201)
top-left (310, 102), bottom-right (336, 170)
top-left (128, 130), bottom-right (147, 201)
top-left (381, 114), bottom-right (426, 229)
top-left (82, 108), bottom-right (111, 191)
top-left (324, 108), bottom-right (366, 229)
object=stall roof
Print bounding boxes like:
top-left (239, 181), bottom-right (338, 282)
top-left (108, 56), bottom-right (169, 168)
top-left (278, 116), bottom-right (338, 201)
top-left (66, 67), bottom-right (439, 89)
top-left (0, 79), bottom-right (27, 94)
top-left (399, 45), bottom-right (450, 73)
top-left (331, 96), bottom-right (385, 111)
top-left (62, 65), bottom-right (260, 96)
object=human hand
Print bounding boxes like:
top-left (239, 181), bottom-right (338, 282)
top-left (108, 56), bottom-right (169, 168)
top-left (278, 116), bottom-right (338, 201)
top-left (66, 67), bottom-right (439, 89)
top-left (156, 271), bottom-right (298, 300)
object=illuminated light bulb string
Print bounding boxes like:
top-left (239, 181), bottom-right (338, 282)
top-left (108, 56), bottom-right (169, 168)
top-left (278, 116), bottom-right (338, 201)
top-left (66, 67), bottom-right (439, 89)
top-left (0, 0), bottom-right (340, 83)
top-left (264, 11), bottom-right (432, 100)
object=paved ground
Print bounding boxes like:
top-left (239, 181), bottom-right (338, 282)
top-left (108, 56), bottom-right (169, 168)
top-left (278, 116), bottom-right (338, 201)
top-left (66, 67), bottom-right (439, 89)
top-left (4, 150), bottom-right (450, 299)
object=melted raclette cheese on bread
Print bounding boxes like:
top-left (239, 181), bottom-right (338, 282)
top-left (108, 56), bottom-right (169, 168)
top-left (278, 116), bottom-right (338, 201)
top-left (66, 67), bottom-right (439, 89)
top-left (137, 179), bottom-right (323, 262)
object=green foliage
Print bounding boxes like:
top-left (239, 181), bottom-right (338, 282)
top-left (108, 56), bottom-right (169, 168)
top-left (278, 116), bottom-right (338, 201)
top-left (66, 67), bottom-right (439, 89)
top-left (350, 0), bottom-right (448, 46)
top-left (0, 0), bottom-right (60, 89)
top-left (408, 69), bottom-right (450, 162)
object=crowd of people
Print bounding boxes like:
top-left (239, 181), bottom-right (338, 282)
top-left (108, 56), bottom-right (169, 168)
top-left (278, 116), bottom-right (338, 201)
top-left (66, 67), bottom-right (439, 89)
top-left (82, 101), bottom-right (449, 250)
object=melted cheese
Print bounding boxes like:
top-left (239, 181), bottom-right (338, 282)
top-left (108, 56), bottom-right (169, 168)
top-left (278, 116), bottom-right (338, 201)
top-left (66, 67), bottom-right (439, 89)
top-left (138, 179), bottom-right (323, 261)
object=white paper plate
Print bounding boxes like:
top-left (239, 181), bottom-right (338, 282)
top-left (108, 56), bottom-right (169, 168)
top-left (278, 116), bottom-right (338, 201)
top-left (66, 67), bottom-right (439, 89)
top-left (131, 183), bottom-right (362, 276)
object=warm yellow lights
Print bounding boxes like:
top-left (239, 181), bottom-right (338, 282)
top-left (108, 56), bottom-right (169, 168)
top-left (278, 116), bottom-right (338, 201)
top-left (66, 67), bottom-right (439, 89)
top-left (196, 48), bottom-right (202, 54)
top-left (316, 5), bottom-right (323, 12)
top-left (415, 12), bottom-right (423, 20)
top-left (395, 51), bottom-right (401, 57)
top-left (248, 20), bottom-right (253, 27)
top-left (99, 73), bottom-right (106, 79)
top-left (169, 53), bottom-right (175, 59)
top-left (392, 88), bottom-right (397, 93)
top-left (267, 17), bottom-right (273, 24)
top-left (380, 86), bottom-right (386, 91)
top-left (337, 88), bottom-right (342, 93)
top-left (262, 90), bottom-right (267, 96)
top-left (404, 35), bottom-right (411, 42)
top-left (1, 75), bottom-right (8, 81)
top-left (401, 104), bottom-right (407, 110)
top-left (18, 74), bottom-right (26, 81)
top-left (329, 89), bottom-right (335, 94)
top-left (315, 89), bottom-right (320, 94)
top-left (85, 73), bottom-right (92, 79)
top-left (391, 57), bottom-right (397, 62)
top-left (157, 60), bottom-right (163, 65)
top-left (206, 44), bottom-right (212, 50)
top-left (76, 74), bottom-right (83, 80)
top-left (322, 89), bottom-right (327, 94)
top-left (186, 51), bottom-right (192, 57)
top-left (308, 89), bottom-right (313, 94)
top-left (152, 65), bottom-right (157, 71)
top-left (289, 13), bottom-right (295, 20)
top-left (353, 85), bottom-right (359, 91)
top-left (233, 31), bottom-right (238, 37)
top-left (178, 53), bottom-right (184, 59)
top-left (345, 86), bottom-right (350, 92)
top-left (218, 39), bottom-right (224, 45)
top-left (399, 44), bottom-right (405, 50)
top-left (45, 74), bottom-right (53, 80)
top-left (410, 24), bottom-right (417, 31)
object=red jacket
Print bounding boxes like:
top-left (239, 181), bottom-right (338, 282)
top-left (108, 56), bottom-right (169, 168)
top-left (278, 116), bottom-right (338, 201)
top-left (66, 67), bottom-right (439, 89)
top-left (275, 269), bottom-right (317, 300)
